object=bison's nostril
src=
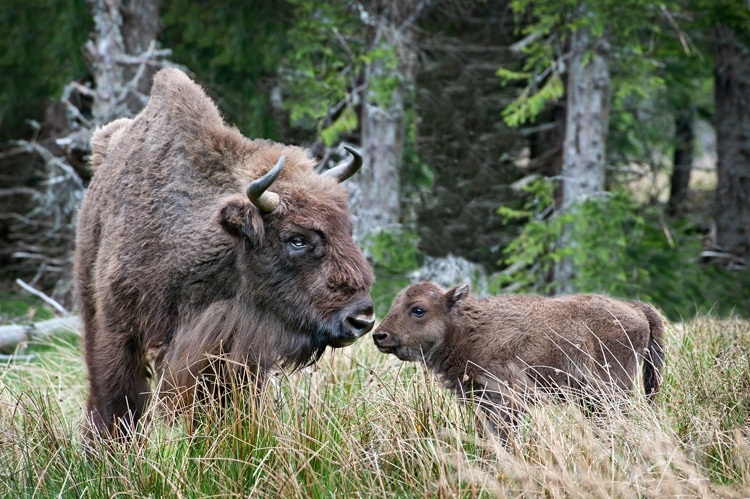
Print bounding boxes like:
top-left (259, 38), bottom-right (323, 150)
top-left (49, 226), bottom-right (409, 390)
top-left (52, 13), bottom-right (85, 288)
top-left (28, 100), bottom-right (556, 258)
top-left (372, 331), bottom-right (387, 343)
top-left (347, 315), bottom-right (375, 335)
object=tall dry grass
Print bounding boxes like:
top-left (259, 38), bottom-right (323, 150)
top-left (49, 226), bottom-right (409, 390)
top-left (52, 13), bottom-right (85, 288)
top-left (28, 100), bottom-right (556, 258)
top-left (1, 316), bottom-right (749, 497)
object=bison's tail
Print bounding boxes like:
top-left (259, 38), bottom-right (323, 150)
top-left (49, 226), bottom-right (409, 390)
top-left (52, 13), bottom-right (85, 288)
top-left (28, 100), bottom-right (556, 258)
top-left (634, 302), bottom-right (665, 402)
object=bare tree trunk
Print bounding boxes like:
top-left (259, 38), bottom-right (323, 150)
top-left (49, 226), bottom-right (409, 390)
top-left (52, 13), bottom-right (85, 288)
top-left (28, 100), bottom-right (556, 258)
top-left (86, 0), bottom-right (166, 124)
top-left (713, 25), bottom-right (750, 266)
top-left (351, 1), bottom-right (424, 240)
top-left (4, 0), bottom-right (170, 308)
top-left (668, 107), bottom-right (695, 216)
top-left (122, 0), bottom-right (162, 98)
top-left (555, 17), bottom-right (611, 293)
top-left (356, 46), bottom-right (408, 237)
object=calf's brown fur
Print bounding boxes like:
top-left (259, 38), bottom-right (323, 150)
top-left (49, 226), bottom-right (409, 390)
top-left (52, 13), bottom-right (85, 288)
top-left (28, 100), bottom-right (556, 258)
top-left (373, 282), bottom-right (664, 436)
top-left (75, 68), bottom-right (375, 438)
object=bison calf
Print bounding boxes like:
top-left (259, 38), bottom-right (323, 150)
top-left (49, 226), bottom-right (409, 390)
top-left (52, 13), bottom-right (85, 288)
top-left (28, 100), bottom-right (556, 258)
top-left (373, 282), bottom-right (664, 438)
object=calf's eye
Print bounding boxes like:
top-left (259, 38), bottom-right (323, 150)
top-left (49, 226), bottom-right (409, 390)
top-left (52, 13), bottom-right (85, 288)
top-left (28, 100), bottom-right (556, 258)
top-left (411, 307), bottom-right (425, 317)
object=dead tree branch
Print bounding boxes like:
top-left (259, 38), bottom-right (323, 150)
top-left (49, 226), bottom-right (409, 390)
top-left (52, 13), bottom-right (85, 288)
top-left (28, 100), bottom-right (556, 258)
top-left (2, 0), bottom-right (175, 306)
top-left (0, 316), bottom-right (81, 351)
top-left (15, 279), bottom-right (71, 317)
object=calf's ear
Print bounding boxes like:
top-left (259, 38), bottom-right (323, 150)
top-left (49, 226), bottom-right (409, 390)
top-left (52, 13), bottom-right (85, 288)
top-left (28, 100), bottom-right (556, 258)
top-left (446, 283), bottom-right (470, 309)
top-left (218, 198), bottom-right (265, 246)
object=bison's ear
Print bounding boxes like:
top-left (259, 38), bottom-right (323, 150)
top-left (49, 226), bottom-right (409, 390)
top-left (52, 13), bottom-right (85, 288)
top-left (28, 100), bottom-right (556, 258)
top-left (218, 199), bottom-right (265, 245)
top-left (446, 283), bottom-right (470, 309)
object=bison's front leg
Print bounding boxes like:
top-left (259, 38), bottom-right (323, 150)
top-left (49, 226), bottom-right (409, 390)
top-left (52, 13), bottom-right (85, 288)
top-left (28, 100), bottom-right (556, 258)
top-left (155, 349), bottom-right (267, 434)
top-left (458, 377), bottom-right (526, 448)
top-left (84, 323), bottom-right (151, 439)
top-left (473, 393), bottom-right (525, 447)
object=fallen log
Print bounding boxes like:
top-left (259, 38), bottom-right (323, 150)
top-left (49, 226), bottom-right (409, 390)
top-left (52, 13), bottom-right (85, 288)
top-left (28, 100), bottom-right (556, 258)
top-left (0, 316), bottom-right (81, 350)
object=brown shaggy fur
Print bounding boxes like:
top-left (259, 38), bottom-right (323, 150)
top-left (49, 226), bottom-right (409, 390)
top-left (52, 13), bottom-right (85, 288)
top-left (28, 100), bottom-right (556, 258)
top-left (373, 282), bottom-right (665, 437)
top-left (75, 68), bottom-right (375, 437)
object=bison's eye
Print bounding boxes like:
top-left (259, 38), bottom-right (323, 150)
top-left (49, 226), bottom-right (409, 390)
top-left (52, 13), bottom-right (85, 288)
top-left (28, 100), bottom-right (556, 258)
top-left (411, 306), bottom-right (425, 317)
top-left (287, 236), bottom-right (309, 252)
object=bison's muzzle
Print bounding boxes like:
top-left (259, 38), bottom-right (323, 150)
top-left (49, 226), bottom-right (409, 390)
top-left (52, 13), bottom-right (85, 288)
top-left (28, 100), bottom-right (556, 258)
top-left (328, 299), bottom-right (375, 347)
top-left (371, 330), bottom-right (399, 354)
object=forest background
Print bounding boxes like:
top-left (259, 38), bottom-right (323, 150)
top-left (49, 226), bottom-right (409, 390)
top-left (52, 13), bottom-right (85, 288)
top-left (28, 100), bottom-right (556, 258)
top-left (2, 1), bottom-right (750, 496)
top-left (1, 0), bottom-right (749, 323)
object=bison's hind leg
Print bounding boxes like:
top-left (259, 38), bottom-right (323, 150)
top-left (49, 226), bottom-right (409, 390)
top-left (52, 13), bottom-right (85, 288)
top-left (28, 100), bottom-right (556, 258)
top-left (85, 329), bottom-right (151, 440)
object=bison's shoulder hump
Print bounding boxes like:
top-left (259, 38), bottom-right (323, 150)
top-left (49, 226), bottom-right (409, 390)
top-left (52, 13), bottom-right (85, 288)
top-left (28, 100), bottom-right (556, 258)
top-left (125, 68), bottom-right (250, 177)
top-left (147, 68), bottom-right (225, 132)
top-left (90, 118), bottom-right (133, 172)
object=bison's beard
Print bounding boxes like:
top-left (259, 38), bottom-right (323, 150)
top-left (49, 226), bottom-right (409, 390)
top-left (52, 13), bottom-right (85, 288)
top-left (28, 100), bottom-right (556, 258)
top-left (161, 296), bottom-right (346, 381)
top-left (250, 286), bottom-right (369, 364)
top-left (269, 307), bottom-right (354, 368)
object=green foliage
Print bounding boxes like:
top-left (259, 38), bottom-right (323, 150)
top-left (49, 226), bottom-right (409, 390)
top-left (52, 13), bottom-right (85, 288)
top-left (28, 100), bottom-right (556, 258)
top-left (320, 105), bottom-right (358, 146)
top-left (607, 83), bottom-right (675, 173)
top-left (0, 0), bottom-right (91, 139)
top-left (496, 67), bottom-right (530, 83)
top-left (0, 291), bottom-right (54, 324)
top-left (501, 0), bottom-right (679, 127)
top-left (277, 2), bottom-right (407, 134)
top-left (361, 45), bottom-right (401, 108)
top-left (161, 0), bottom-right (293, 138)
top-left (163, 0), bottom-right (405, 146)
top-left (501, 73), bottom-right (564, 127)
top-left (566, 192), bottom-right (649, 297)
top-left (278, 0), bottom-right (366, 130)
top-left (692, 0), bottom-right (750, 41)
top-left (496, 180), bottom-right (750, 320)
top-left (494, 178), bottom-right (565, 293)
top-left (361, 227), bottom-right (423, 317)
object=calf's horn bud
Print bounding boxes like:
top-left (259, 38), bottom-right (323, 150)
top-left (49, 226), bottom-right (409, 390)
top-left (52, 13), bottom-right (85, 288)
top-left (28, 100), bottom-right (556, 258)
top-left (321, 145), bottom-right (363, 183)
top-left (246, 156), bottom-right (285, 212)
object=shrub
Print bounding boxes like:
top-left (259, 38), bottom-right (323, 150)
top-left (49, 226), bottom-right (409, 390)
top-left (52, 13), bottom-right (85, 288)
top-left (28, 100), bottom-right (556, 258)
top-left (496, 178), bottom-right (750, 320)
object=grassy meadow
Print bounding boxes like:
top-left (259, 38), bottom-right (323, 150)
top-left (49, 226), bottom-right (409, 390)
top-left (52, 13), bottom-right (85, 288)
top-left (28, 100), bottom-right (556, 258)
top-left (1, 313), bottom-right (750, 497)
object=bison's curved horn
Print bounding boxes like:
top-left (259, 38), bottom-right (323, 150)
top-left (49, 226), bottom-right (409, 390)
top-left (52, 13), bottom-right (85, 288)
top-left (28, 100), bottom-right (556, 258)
top-left (246, 156), bottom-right (285, 212)
top-left (321, 145), bottom-right (363, 183)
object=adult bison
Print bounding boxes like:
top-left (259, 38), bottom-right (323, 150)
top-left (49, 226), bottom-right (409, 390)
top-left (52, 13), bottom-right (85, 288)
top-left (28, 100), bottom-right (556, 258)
top-left (373, 282), bottom-right (664, 439)
top-left (75, 68), bottom-right (375, 437)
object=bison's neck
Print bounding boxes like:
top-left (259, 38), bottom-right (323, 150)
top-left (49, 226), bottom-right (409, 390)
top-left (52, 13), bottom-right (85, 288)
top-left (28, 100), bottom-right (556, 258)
top-left (424, 301), bottom-right (489, 391)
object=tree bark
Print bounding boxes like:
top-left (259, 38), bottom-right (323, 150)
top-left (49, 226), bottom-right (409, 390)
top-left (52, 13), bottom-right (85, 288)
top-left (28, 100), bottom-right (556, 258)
top-left (36, 0), bottom-right (167, 305)
top-left (667, 107), bottom-right (695, 216)
top-left (351, 1), bottom-right (424, 240)
top-left (122, 0), bottom-right (163, 109)
top-left (555, 18), bottom-right (611, 293)
top-left (86, 0), bottom-right (165, 124)
top-left (713, 25), bottom-right (750, 265)
top-left (356, 49), bottom-right (407, 237)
